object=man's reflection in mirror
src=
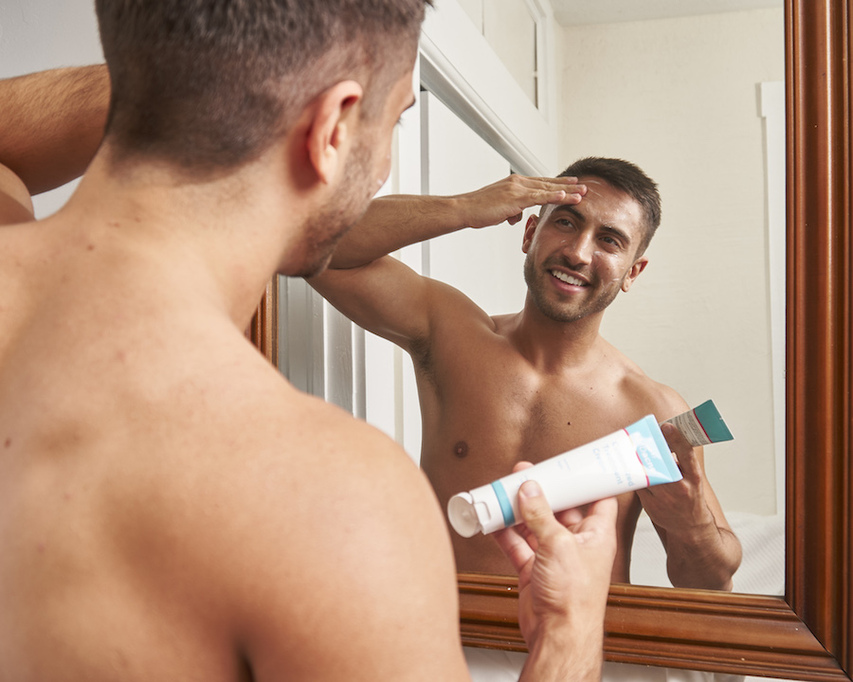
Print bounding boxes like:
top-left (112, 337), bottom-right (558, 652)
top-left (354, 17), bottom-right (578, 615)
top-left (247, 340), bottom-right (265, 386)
top-left (310, 157), bottom-right (742, 590)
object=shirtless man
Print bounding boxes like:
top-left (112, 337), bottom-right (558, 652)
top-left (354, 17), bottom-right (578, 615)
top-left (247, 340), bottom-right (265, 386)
top-left (310, 160), bottom-right (743, 590)
top-left (0, 3), bottom-right (619, 681)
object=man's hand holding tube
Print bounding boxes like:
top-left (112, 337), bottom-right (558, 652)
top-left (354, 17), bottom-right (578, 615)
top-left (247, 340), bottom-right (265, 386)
top-left (637, 424), bottom-right (742, 590)
top-left (494, 464), bottom-right (618, 682)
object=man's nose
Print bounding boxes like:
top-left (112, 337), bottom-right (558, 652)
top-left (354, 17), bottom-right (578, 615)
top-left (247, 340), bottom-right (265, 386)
top-left (560, 232), bottom-right (594, 265)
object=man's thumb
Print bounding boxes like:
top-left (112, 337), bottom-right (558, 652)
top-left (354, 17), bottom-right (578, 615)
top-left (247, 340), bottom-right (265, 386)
top-left (517, 479), bottom-right (556, 535)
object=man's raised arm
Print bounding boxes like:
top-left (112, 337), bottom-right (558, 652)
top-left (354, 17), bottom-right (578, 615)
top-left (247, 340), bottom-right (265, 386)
top-left (0, 65), bottom-right (109, 223)
top-left (310, 175), bottom-right (584, 351)
top-left (327, 174), bottom-right (585, 269)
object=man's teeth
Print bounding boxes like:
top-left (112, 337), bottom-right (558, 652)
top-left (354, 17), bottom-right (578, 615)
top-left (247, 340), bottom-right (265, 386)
top-left (551, 270), bottom-right (586, 286)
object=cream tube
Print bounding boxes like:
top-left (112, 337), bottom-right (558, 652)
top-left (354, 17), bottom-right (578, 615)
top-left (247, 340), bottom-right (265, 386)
top-left (447, 415), bottom-right (681, 538)
top-left (661, 399), bottom-right (733, 447)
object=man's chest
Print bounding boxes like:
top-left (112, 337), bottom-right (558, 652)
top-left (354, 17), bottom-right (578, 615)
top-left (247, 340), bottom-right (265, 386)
top-left (420, 358), bottom-right (650, 487)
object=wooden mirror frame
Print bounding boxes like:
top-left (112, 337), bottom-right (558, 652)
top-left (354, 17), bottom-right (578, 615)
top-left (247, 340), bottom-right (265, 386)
top-left (254, 1), bottom-right (849, 677)
top-left (456, 1), bottom-right (853, 678)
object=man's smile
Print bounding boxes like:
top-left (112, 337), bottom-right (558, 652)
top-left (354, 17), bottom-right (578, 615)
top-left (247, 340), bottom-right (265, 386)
top-left (549, 269), bottom-right (589, 287)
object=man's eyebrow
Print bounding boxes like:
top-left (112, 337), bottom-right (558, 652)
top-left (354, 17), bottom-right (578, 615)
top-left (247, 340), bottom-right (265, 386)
top-left (551, 204), bottom-right (632, 244)
top-left (551, 204), bottom-right (585, 222)
top-left (601, 224), bottom-right (632, 244)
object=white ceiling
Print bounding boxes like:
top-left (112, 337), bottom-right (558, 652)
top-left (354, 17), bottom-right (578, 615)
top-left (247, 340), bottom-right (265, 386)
top-left (550, 0), bottom-right (783, 26)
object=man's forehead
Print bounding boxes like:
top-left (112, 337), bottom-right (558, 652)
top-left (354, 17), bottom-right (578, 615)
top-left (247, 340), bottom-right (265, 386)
top-left (539, 179), bottom-right (646, 245)
top-left (544, 177), bottom-right (638, 215)
top-left (578, 176), bottom-right (615, 197)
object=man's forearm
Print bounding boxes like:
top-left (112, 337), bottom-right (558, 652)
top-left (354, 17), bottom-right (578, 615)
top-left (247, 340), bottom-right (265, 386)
top-left (328, 194), bottom-right (468, 269)
top-left (328, 175), bottom-right (582, 270)
top-left (520, 626), bottom-right (604, 682)
top-left (666, 524), bottom-right (742, 591)
top-left (0, 65), bottom-right (110, 195)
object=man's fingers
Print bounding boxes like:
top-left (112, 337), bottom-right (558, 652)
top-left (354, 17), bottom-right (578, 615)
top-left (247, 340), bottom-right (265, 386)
top-left (493, 524), bottom-right (535, 573)
top-left (508, 175), bottom-right (586, 209)
top-left (661, 423), bottom-right (700, 478)
top-left (516, 479), bottom-right (561, 539)
top-left (575, 497), bottom-right (619, 543)
top-left (506, 211), bottom-right (524, 225)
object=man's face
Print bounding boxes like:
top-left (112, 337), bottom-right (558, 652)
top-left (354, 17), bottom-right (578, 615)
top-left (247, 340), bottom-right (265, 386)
top-left (295, 63), bottom-right (416, 278)
top-left (522, 177), bottom-right (649, 323)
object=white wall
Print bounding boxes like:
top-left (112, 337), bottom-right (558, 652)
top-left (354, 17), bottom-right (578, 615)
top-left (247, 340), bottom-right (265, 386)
top-left (557, 8), bottom-right (785, 514)
top-left (457, 0), bottom-right (538, 104)
top-left (0, 0), bottom-right (101, 74)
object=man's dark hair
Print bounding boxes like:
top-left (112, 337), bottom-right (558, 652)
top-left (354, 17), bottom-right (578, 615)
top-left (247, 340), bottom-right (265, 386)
top-left (559, 157), bottom-right (661, 254)
top-left (95, 0), bottom-right (431, 172)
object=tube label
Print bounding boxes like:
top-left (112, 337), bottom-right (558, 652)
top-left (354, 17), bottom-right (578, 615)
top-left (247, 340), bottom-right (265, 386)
top-left (661, 399), bottom-right (734, 447)
top-left (628, 416), bottom-right (682, 485)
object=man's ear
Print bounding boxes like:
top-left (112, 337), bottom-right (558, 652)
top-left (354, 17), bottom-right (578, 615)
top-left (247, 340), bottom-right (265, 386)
top-left (621, 257), bottom-right (649, 292)
top-left (305, 80), bottom-right (364, 185)
top-left (521, 214), bottom-right (539, 253)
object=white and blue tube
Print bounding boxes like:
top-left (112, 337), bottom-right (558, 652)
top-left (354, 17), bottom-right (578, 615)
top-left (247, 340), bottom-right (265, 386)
top-left (447, 415), bottom-right (682, 538)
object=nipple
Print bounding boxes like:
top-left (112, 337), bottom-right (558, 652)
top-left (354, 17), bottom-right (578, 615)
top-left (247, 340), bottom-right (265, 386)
top-left (453, 441), bottom-right (469, 458)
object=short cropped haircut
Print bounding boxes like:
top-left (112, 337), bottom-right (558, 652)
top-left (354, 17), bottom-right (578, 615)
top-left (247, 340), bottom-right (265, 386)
top-left (559, 157), bottom-right (661, 255)
top-left (95, 0), bottom-right (431, 172)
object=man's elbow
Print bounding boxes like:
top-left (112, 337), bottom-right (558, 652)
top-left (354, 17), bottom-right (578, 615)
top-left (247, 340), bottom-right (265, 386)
top-left (668, 531), bottom-right (743, 591)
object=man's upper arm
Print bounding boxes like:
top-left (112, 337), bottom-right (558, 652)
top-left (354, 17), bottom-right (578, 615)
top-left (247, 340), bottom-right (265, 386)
top-left (310, 254), bottom-right (477, 355)
top-left (0, 164), bottom-right (34, 225)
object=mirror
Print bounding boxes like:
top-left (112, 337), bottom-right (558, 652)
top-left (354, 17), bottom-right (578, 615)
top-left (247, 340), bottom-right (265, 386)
top-left (419, 1), bottom-right (785, 597)
top-left (454, 0), bottom-right (853, 677)
top-left (257, 0), bottom-right (851, 677)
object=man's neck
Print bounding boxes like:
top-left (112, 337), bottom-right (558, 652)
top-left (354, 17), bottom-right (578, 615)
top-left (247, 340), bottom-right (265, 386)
top-left (54, 151), bottom-right (305, 332)
top-left (506, 300), bottom-right (606, 375)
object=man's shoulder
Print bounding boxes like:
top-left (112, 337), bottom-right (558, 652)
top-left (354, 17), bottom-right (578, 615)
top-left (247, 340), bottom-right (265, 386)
top-left (616, 361), bottom-right (688, 420)
top-left (129, 351), bottom-right (448, 582)
top-left (109, 359), bottom-right (464, 679)
top-left (591, 339), bottom-right (685, 417)
top-left (181, 350), bottom-right (417, 487)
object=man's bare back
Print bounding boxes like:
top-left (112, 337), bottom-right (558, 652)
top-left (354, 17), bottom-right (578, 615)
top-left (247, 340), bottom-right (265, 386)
top-left (0, 206), bottom-right (462, 680)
